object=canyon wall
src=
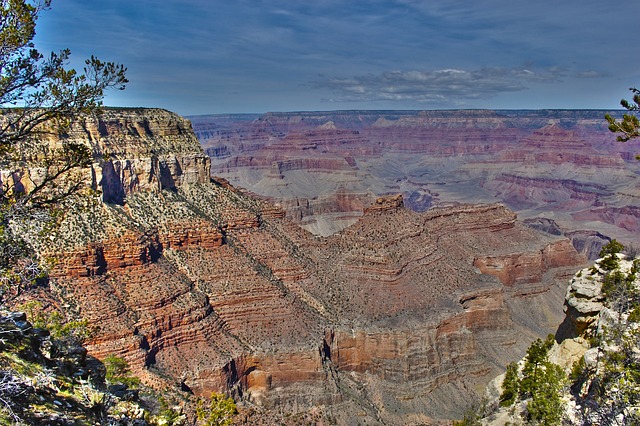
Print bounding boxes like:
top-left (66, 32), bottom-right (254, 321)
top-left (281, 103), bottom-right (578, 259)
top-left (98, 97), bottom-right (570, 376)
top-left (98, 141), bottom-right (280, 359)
top-left (13, 109), bottom-right (590, 424)
top-left (191, 110), bottom-right (640, 257)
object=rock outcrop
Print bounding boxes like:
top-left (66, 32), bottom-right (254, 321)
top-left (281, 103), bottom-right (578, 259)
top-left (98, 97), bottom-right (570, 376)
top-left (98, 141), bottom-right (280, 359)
top-left (10, 109), bottom-right (590, 424)
top-left (2, 108), bottom-right (210, 206)
top-left (481, 250), bottom-right (640, 425)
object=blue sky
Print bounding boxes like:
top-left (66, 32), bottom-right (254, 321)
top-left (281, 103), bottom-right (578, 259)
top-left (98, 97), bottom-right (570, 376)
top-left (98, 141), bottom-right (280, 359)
top-left (34, 0), bottom-right (640, 115)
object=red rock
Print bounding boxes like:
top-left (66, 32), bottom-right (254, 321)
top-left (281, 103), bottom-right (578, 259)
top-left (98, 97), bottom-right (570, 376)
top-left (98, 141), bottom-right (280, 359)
top-left (193, 110), bottom-right (640, 248)
top-left (10, 109), bottom-right (591, 423)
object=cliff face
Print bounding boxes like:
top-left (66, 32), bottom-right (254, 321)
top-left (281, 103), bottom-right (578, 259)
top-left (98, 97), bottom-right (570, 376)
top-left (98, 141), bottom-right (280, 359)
top-left (85, 109), bottom-right (210, 203)
top-left (13, 109), bottom-right (589, 424)
top-left (482, 252), bottom-right (640, 425)
top-left (3, 108), bottom-right (210, 205)
top-left (192, 110), bottom-right (640, 254)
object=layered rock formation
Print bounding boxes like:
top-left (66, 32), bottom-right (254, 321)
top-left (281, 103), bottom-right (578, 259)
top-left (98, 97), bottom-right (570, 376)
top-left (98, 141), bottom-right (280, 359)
top-left (192, 110), bottom-right (640, 255)
top-left (13, 109), bottom-right (591, 424)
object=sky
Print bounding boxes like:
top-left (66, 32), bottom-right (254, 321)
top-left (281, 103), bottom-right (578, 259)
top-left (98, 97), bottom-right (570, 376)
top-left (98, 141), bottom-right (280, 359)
top-left (34, 0), bottom-right (640, 116)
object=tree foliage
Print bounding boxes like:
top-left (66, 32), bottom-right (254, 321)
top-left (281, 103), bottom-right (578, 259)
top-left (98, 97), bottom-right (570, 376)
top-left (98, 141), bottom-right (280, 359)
top-left (0, 0), bottom-right (127, 152)
top-left (0, 0), bottom-right (127, 303)
top-left (519, 334), bottom-right (556, 398)
top-left (499, 362), bottom-right (519, 407)
top-left (103, 354), bottom-right (140, 387)
top-left (499, 334), bottom-right (566, 425)
top-left (19, 300), bottom-right (91, 342)
top-left (605, 88), bottom-right (640, 145)
top-left (196, 393), bottom-right (237, 426)
top-left (599, 241), bottom-right (640, 314)
top-left (526, 361), bottom-right (565, 425)
top-left (598, 239), bottom-right (624, 271)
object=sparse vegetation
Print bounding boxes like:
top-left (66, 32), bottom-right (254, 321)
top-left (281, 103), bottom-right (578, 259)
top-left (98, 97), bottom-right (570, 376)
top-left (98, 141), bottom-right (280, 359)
top-left (452, 410), bottom-right (481, 426)
top-left (195, 392), bottom-right (237, 426)
top-left (495, 239), bottom-right (640, 425)
top-left (497, 334), bottom-right (567, 424)
top-left (19, 300), bottom-right (91, 343)
top-left (573, 241), bottom-right (640, 424)
top-left (0, 309), bottom-right (194, 424)
top-left (104, 354), bottom-right (140, 387)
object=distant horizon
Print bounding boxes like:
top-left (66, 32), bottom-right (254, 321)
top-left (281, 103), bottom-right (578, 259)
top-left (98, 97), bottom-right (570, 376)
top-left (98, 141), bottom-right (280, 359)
top-left (91, 105), bottom-right (629, 119)
top-left (184, 107), bottom-right (628, 117)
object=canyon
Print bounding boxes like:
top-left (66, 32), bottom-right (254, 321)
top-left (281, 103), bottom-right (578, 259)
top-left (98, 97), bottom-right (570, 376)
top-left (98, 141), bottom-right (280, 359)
top-left (9, 109), bottom-right (595, 424)
top-left (192, 110), bottom-right (640, 259)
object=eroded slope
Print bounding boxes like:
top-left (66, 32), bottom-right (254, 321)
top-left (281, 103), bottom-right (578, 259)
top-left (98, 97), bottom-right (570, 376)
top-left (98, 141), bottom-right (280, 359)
top-left (10, 109), bottom-right (589, 424)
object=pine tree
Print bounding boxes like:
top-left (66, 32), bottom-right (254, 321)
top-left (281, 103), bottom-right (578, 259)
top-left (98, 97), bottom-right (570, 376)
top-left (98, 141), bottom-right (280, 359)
top-left (526, 362), bottom-right (565, 425)
top-left (499, 362), bottom-right (519, 407)
top-left (0, 0), bottom-right (126, 303)
top-left (520, 334), bottom-right (555, 398)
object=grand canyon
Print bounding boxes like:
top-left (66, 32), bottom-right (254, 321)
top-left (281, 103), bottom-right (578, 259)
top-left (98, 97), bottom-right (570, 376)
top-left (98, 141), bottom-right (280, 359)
top-left (192, 110), bottom-right (640, 260)
top-left (9, 107), bottom-right (638, 423)
top-left (2, 0), bottom-right (639, 423)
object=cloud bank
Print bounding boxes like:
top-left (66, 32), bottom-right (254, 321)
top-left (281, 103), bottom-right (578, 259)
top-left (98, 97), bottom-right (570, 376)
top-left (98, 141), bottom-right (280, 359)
top-left (315, 67), bottom-right (566, 105)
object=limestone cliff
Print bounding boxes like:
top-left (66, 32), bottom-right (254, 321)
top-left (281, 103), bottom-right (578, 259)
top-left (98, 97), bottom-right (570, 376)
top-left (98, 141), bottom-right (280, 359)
top-left (1, 108), bottom-right (210, 207)
top-left (10, 109), bottom-right (589, 424)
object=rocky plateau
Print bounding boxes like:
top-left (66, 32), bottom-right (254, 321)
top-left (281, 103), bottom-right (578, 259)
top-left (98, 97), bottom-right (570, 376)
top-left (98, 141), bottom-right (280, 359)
top-left (7, 109), bottom-right (593, 424)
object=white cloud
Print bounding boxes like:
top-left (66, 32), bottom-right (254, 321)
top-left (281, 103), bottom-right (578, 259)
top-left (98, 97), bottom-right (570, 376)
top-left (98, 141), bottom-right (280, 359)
top-left (575, 70), bottom-right (608, 79)
top-left (314, 67), bottom-right (568, 105)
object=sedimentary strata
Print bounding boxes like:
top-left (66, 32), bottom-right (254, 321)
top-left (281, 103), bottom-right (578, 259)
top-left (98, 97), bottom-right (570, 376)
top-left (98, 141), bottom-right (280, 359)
top-left (12, 109), bottom-right (589, 424)
top-left (193, 110), bottom-right (640, 252)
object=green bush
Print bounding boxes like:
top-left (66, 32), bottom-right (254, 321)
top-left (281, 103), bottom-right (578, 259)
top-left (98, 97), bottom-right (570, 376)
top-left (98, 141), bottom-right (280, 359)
top-left (196, 392), bottom-right (237, 426)
top-left (600, 239), bottom-right (625, 258)
top-left (629, 306), bottom-right (640, 323)
top-left (601, 266), bottom-right (639, 314)
top-left (452, 411), bottom-right (481, 426)
top-left (103, 354), bottom-right (140, 387)
top-left (599, 239), bottom-right (624, 271)
top-left (499, 362), bottom-right (519, 407)
top-left (20, 301), bottom-right (91, 343)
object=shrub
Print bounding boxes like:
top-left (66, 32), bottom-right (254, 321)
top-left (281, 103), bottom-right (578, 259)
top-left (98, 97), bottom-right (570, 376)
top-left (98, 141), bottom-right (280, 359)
top-left (599, 239), bottom-right (624, 271)
top-left (19, 301), bottom-right (91, 343)
top-left (196, 392), bottom-right (237, 426)
top-left (103, 354), bottom-right (140, 387)
top-left (600, 239), bottom-right (625, 258)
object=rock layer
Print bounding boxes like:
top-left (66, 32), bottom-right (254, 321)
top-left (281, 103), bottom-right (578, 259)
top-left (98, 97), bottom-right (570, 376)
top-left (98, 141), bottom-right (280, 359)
top-left (12, 109), bottom-right (590, 424)
top-left (192, 110), bottom-right (640, 252)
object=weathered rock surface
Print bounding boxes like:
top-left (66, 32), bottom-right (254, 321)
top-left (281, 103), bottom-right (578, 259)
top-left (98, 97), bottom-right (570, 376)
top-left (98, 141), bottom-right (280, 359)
top-left (481, 253), bottom-right (640, 425)
top-left (13, 109), bottom-right (590, 424)
top-left (192, 110), bottom-right (640, 251)
top-left (556, 255), bottom-right (628, 341)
